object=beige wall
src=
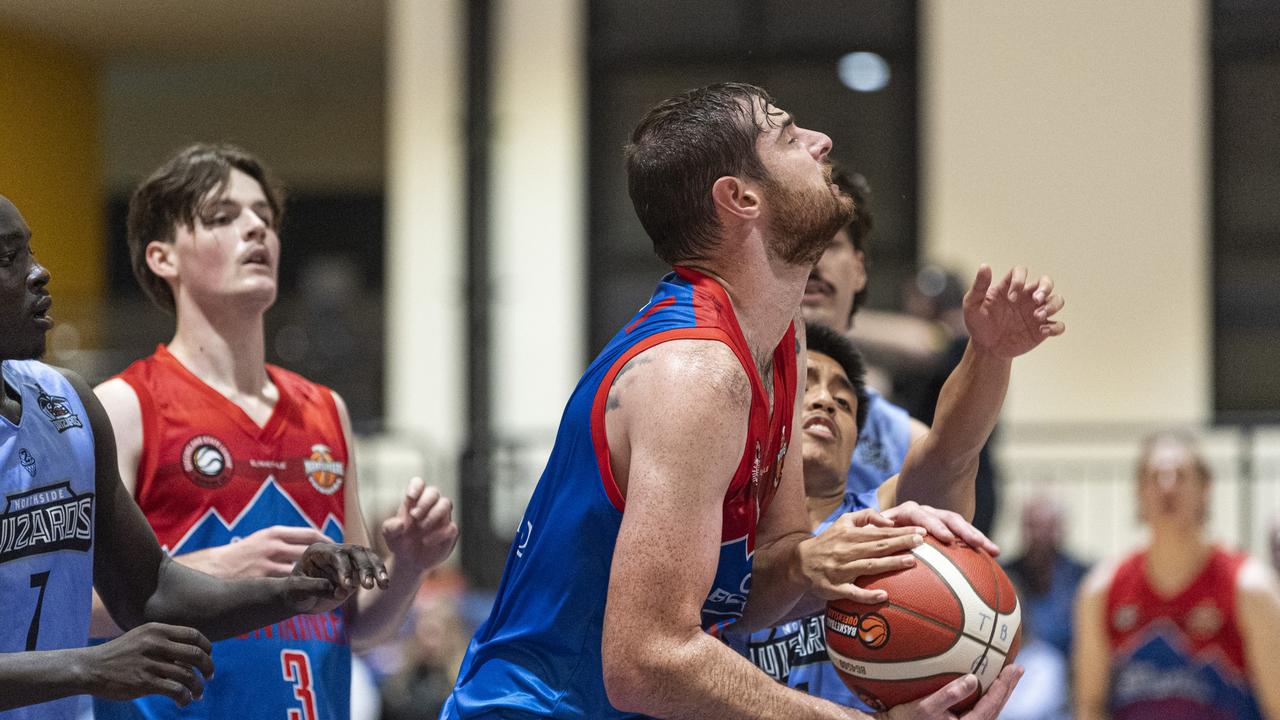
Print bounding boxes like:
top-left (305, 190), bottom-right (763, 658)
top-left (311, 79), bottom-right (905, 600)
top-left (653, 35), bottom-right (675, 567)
top-left (922, 0), bottom-right (1209, 425)
top-left (0, 29), bottom-right (103, 345)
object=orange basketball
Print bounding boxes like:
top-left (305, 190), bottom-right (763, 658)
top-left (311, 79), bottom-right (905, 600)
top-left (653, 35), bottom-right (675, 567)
top-left (824, 535), bottom-right (1022, 712)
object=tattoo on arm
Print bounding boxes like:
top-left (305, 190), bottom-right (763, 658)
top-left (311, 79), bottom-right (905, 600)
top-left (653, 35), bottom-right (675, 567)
top-left (606, 355), bottom-right (653, 413)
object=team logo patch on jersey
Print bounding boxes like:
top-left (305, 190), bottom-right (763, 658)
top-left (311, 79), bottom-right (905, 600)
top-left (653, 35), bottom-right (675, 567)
top-left (1114, 604), bottom-right (1140, 632)
top-left (182, 435), bottom-right (234, 489)
top-left (36, 390), bottom-right (83, 432)
top-left (1186, 603), bottom-right (1223, 638)
top-left (304, 444), bottom-right (344, 495)
top-left (19, 448), bottom-right (35, 477)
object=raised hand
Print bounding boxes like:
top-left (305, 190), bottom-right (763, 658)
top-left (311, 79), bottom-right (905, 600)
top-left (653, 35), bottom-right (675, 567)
top-left (797, 508), bottom-right (925, 604)
top-left (286, 542), bottom-right (389, 613)
top-left (381, 476), bottom-right (459, 574)
top-left (882, 666), bottom-right (1023, 720)
top-left (963, 265), bottom-right (1065, 359)
top-left (881, 501), bottom-right (999, 556)
top-left (82, 623), bottom-right (214, 706)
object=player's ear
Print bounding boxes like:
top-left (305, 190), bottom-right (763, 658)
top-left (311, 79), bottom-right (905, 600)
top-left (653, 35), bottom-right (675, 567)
top-left (145, 240), bottom-right (178, 280)
top-left (711, 175), bottom-right (760, 223)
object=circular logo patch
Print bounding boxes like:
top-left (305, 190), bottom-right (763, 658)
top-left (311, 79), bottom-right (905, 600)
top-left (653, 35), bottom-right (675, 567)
top-left (857, 612), bottom-right (890, 649)
top-left (182, 435), bottom-right (233, 489)
top-left (304, 444), bottom-right (345, 495)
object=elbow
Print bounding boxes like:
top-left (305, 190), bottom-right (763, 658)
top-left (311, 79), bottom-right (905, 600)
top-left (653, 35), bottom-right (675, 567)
top-left (602, 639), bottom-right (671, 714)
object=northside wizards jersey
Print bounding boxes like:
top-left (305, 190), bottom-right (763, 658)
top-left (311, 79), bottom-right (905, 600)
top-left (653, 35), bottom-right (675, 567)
top-left (0, 361), bottom-right (96, 720)
top-left (726, 487), bottom-right (879, 713)
top-left (94, 345), bottom-right (350, 720)
top-left (1106, 546), bottom-right (1262, 720)
top-left (443, 267), bottom-right (797, 719)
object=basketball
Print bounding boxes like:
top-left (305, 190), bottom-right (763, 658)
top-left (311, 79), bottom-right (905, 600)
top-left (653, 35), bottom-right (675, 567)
top-left (824, 535), bottom-right (1022, 712)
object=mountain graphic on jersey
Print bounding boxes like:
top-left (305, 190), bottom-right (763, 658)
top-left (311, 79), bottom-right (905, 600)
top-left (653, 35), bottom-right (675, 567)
top-left (1111, 626), bottom-right (1262, 720)
top-left (169, 477), bottom-right (342, 555)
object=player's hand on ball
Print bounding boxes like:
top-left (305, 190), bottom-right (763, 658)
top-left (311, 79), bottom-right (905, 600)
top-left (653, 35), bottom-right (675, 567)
top-left (82, 623), bottom-right (214, 706)
top-left (286, 542), bottom-right (389, 613)
top-left (381, 476), bottom-right (459, 574)
top-left (963, 264), bottom-right (1065, 359)
top-left (797, 508), bottom-right (925, 604)
top-left (881, 502), bottom-right (999, 556)
top-left (881, 666), bottom-right (1023, 720)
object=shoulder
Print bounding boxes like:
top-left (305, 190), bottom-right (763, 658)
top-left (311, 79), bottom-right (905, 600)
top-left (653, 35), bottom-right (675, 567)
top-left (622, 338), bottom-right (749, 395)
top-left (1078, 556), bottom-right (1124, 605)
top-left (94, 377), bottom-right (142, 423)
top-left (1235, 556), bottom-right (1280, 608)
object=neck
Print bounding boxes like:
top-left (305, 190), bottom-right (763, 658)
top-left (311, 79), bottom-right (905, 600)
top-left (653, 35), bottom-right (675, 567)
top-left (166, 297), bottom-right (269, 396)
top-left (1144, 523), bottom-right (1212, 593)
top-left (804, 470), bottom-right (845, 530)
top-left (682, 236), bottom-right (810, 361)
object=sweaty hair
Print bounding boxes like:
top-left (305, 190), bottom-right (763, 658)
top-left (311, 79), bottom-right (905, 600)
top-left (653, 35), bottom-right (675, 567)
top-left (625, 82), bottom-right (777, 265)
top-left (805, 321), bottom-right (870, 440)
top-left (128, 143), bottom-right (284, 313)
top-left (1135, 430), bottom-right (1212, 483)
top-left (832, 167), bottom-right (873, 319)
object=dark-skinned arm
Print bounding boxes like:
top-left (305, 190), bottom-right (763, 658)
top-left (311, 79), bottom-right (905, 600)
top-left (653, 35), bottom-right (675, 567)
top-left (0, 368), bottom-right (387, 711)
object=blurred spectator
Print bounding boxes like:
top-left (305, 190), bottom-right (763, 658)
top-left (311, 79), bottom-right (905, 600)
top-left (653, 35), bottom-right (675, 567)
top-left (1002, 496), bottom-right (1089, 659)
top-left (897, 265), bottom-right (1000, 534)
top-left (1000, 579), bottom-right (1070, 720)
top-left (378, 587), bottom-right (472, 720)
top-left (1270, 517), bottom-right (1280, 576)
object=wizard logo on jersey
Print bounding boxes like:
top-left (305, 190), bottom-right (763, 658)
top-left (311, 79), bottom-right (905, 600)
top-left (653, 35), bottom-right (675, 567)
top-left (36, 389), bottom-right (83, 432)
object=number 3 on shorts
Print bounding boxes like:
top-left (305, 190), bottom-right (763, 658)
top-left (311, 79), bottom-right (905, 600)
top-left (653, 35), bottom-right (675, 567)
top-left (281, 650), bottom-right (317, 720)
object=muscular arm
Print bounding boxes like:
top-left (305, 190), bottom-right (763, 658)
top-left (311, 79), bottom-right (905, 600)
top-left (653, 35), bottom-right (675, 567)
top-left (894, 266), bottom-right (1064, 519)
top-left (1072, 561), bottom-right (1117, 720)
top-left (892, 341), bottom-right (1008, 519)
top-left (1237, 559), bottom-right (1280, 719)
top-left (600, 339), bottom-right (865, 720)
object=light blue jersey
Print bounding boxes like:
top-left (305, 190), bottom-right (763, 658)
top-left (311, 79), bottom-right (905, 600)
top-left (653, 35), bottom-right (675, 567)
top-left (847, 389), bottom-right (911, 496)
top-left (0, 361), bottom-right (96, 720)
top-left (726, 488), bottom-right (880, 711)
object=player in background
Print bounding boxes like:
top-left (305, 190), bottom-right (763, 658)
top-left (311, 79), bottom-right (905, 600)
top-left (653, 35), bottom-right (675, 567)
top-left (1073, 432), bottom-right (1280, 719)
top-left (734, 254), bottom-right (1064, 706)
top-left (0, 194), bottom-right (388, 718)
top-left (443, 82), bottom-right (1021, 719)
top-left (89, 145), bottom-right (459, 720)
top-left (801, 170), bottom-right (927, 499)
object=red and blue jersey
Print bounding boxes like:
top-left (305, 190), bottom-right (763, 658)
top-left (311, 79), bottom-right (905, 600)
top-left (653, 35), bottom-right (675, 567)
top-left (443, 268), bottom-right (796, 719)
top-left (1106, 546), bottom-right (1262, 720)
top-left (93, 346), bottom-right (350, 720)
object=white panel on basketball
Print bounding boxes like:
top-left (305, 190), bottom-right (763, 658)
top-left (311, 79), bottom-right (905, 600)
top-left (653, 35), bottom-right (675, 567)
top-left (911, 543), bottom-right (1022, 656)
top-left (827, 637), bottom-right (1007, 690)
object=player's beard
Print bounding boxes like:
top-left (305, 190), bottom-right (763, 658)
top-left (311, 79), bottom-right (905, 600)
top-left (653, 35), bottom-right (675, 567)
top-left (763, 170), bottom-right (854, 267)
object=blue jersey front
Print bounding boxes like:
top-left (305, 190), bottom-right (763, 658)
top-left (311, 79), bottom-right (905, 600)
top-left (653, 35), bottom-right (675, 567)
top-left (847, 388), bottom-right (911, 496)
top-left (443, 268), bottom-right (796, 719)
top-left (726, 488), bottom-right (879, 711)
top-left (0, 361), bottom-right (96, 720)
